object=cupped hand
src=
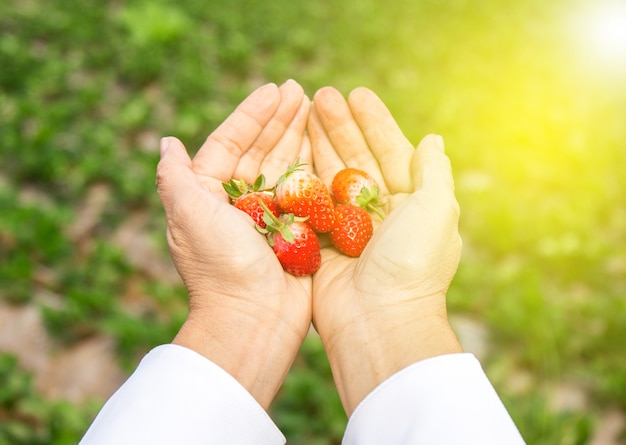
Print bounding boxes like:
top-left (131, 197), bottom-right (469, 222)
top-left (156, 80), bottom-right (313, 408)
top-left (308, 86), bottom-right (463, 414)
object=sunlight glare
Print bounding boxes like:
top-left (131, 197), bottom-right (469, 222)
top-left (570, 0), bottom-right (626, 71)
top-left (590, 4), bottom-right (626, 61)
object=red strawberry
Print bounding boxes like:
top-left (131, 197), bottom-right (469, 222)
top-left (331, 168), bottom-right (385, 220)
top-left (258, 210), bottom-right (321, 276)
top-left (275, 161), bottom-right (335, 233)
top-left (223, 174), bottom-right (278, 228)
top-left (330, 204), bottom-right (373, 257)
top-left (233, 193), bottom-right (278, 228)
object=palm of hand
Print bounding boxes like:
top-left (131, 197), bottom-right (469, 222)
top-left (307, 87), bottom-right (462, 342)
top-left (158, 81), bottom-right (313, 341)
top-left (159, 82), bottom-right (461, 361)
top-left (168, 185), bottom-right (310, 315)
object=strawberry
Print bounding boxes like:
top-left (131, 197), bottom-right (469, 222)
top-left (258, 208), bottom-right (321, 276)
top-left (223, 174), bottom-right (278, 228)
top-left (331, 168), bottom-right (385, 220)
top-left (233, 193), bottom-right (278, 228)
top-left (330, 204), bottom-right (373, 257)
top-left (275, 161), bottom-right (335, 233)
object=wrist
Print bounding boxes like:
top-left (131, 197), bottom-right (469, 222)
top-left (173, 304), bottom-right (305, 409)
top-left (321, 294), bottom-right (463, 416)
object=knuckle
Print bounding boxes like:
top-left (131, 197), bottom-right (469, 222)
top-left (209, 132), bottom-right (245, 155)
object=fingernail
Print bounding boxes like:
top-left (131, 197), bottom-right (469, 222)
top-left (160, 137), bottom-right (170, 156)
top-left (434, 134), bottom-right (445, 151)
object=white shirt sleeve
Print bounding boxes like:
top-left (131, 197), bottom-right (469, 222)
top-left (79, 344), bottom-right (285, 445)
top-left (342, 353), bottom-right (526, 444)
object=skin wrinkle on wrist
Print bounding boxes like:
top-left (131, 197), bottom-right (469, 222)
top-left (322, 302), bottom-right (462, 415)
top-left (173, 302), bottom-right (305, 409)
top-left (174, 325), bottom-right (291, 409)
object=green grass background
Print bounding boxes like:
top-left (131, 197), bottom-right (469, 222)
top-left (1, 0), bottom-right (625, 443)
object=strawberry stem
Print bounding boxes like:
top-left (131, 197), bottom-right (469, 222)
top-left (257, 200), bottom-right (303, 245)
top-left (367, 203), bottom-right (386, 221)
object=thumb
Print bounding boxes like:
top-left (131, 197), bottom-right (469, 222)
top-left (411, 134), bottom-right (457, 205)
top-left (156, 137), bottom-right (202, 213)
top-left (356, 134), bottom-right (461, 294)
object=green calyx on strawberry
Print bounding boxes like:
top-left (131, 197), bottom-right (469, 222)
top-left (275, 159), bottom-right (335, 233)
top-left (257, 201), bottom-right (321, 276)
top-left (331, 168), bottom-right (385, 221)
top-left (221, 164), bottom-right (384, 274)
top-left (223, 174), bottom-right (278, 228)
top-left (355, 185), bottom-right (385, 220)
top-left (222, 173), bottom-right (268, 198)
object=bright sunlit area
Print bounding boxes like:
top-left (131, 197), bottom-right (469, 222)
top-left (568, 0), bottom-right (626, 72)
top-left (1, 0), bottom-right (625, 444)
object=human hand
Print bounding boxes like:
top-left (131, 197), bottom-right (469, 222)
top-left (156, 80), bottom-right (312, 409)
top-left (308, 86), bottom-right (463, 415)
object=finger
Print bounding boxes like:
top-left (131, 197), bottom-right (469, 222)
top-left (410, 134), bottom-right (459, 212)
top-left (258, 91), bottom-right (312, 185)
top-left (232, 79), bottom-right (306, 182)
top-left (192, 83), bottom-right (281, 186)
top-left (347, 87), bottom-right (414, 194)
top-left (297, 132), bottom-right (314, 176)
top-left (156, 137), bottom-right (222, 217)
top-left (357, 188), bottom-right (462, 295)
top-left (308, 105), bottom-right (345, 189)
top-left (312, 87), bottom-right (385, 188)
top-left (355, 138), bottom-right (460, 292)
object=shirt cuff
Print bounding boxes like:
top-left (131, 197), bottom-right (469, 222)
top-left (80, 344), bottom-right (285, 445)
top-left (342, 353), bottom-right (526, 444)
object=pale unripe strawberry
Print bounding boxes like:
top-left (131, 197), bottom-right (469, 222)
top-left (275, 163), bottom-right (335, 233)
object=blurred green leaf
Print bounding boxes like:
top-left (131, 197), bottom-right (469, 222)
top-left (1, 0), bottom-right (625, 442)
